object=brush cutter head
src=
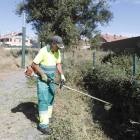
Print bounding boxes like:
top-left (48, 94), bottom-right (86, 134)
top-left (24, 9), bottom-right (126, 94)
top-left (104, 104), bottom-right (112, 111)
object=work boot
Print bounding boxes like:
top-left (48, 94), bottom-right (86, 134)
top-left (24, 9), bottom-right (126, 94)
top-left (40, 127), bottom-right (53, 135)
top-left (49, 118), bottom-right (56, 123)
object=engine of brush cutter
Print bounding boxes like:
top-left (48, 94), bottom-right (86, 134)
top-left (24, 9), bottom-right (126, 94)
top-left (25, 65), bottom-right (36, 77)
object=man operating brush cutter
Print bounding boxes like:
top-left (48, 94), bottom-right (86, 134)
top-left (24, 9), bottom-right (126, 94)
top-left (25, 37), bottom-right (113, 135)
top-left (26, 36), bottom-right (66, 135)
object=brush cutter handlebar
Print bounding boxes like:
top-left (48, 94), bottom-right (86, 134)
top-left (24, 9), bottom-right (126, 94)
top-left (51, 80), bottom-right (64, 89)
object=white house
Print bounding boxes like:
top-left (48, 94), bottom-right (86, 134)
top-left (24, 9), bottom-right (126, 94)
top-left (1, 32), bottom-right (32, 46)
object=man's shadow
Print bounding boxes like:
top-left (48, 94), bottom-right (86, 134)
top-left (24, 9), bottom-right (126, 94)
top-left (11, 102), bottom-right (39, 124)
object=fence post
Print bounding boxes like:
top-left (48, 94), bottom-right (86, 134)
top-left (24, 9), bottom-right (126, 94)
top-left (133, 54), bottom-right (137, 86)
top-left (93, 52), bottom-right (96, 66)
top-left (73, 51), bottom-right (75, 57)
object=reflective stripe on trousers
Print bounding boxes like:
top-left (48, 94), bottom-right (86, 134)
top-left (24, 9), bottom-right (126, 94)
top-left (39, 111), bottom-right (49, 126)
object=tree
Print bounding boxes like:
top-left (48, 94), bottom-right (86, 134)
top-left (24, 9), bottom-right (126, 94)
top-left (30, 39), bottom-right (38, 46)
top-left (89, 34), bottom-right (102, 50)
top-left (15, 0), bottom-right (114, 48)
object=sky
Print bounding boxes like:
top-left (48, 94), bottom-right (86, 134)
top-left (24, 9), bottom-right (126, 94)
top-left (0, 0), bottom-right (36, 39)
top-left (0, 0), bottom-right (140, 39)
top-left (98, 0), bottom-right (140, 37)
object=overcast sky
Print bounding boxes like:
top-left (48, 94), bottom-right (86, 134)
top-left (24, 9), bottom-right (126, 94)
top-left (0, 0), bottom-right (140, 39)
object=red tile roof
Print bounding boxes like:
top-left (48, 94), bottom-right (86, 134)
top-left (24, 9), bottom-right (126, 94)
top-left (100, 33), bottom-right (129, 42)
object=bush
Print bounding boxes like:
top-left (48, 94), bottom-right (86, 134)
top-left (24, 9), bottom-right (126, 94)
top-left (101, 52), bottom-right (140, 79)
top-left (83, 63), bottom-right (140, 139)
top-left (59, 58), bottom-right (93, 89)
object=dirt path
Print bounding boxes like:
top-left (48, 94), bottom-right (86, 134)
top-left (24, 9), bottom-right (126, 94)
top-left (0, 71), bottom-right (47, 140)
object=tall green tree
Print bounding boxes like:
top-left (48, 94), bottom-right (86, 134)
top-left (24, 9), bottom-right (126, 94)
top-left (15, 0), bottom-right (114, 48)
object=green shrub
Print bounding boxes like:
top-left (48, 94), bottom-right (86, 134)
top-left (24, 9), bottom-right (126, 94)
top-left (84, 63), bottom-right (139, 110)
top-left (83, 63), bottom-right (140, 139)
top-left (102, 52), bottom-right (140, 79)
top-left (60, 58), bottom-right (93, 89)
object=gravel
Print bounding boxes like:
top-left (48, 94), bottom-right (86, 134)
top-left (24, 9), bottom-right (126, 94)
top-left (0, 71), bottom-right (48, 140)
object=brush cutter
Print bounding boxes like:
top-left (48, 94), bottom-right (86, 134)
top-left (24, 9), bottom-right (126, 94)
top-left (25, 65), bottom-right (112, 108)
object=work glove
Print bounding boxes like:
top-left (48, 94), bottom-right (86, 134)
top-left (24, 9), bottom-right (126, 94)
top-left (60, 74), bottom-right (66, 89)
top-left (61, 74), bottom-right (66, 82)
top-left (41, 75), bottom-right (51, 84)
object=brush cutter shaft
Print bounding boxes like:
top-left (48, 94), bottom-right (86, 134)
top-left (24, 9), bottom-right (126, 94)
top-left (63, 85), bottom-right (111, 105)
top-left (51, 81), bottom-right (112, 105)
top-left (25, 71), bottom-right (112, 105)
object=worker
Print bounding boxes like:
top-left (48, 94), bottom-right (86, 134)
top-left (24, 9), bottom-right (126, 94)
top-left (32, 36), bottom-right (66, 135)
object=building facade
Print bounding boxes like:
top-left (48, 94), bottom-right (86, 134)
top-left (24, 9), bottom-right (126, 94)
top-left (1, 32), bottom-right (32, 46)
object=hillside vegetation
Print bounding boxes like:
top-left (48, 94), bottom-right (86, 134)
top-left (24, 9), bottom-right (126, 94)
top-left (1, 47), bottom-right (140, 139)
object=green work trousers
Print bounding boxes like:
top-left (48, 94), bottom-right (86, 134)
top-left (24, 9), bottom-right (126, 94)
top-left (37, 78), bottom-right (55, 129)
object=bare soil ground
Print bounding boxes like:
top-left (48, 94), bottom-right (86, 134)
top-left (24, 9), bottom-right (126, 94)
top-left (0, 70), bottom-right (47, 140)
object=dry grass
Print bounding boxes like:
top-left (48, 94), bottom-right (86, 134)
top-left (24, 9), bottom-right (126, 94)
top-left (0, 47), bottom-right (33, 81)
top-left (48, 86), bottom-right (111, 140)
top-left (0, 47), bottom-right (33, 70)
top-left (61, 49), bottom-right (93, 61)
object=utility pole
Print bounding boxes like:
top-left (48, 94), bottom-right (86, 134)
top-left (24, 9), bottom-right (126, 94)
top-left (22, 12), bottom-right (26, 69)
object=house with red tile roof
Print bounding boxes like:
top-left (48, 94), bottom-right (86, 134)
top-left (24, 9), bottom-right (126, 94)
top-left (100, 33), bottom-right (129, 43)
top-left (1, 32), bottom-right (32, 46)
top-left (100, 35), bottom-right (140, 56)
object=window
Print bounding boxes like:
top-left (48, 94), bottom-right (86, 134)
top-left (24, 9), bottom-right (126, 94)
top-left (19, 39), bottom-right (21, 42)
top-left (25, 40), bottom-right (28, 42)
top-left (14, 39), bottom-right (16, 42)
